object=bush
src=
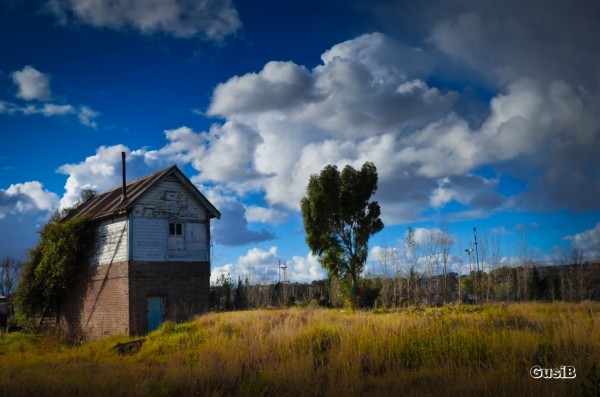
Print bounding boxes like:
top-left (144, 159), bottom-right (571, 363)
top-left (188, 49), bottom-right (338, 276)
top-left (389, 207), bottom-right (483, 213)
top-left (14, 217), bottom-right (95, 319)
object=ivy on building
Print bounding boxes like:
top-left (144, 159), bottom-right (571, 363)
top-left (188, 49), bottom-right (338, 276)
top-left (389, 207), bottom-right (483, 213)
top-left (15, 216), bottom-right (95, 320)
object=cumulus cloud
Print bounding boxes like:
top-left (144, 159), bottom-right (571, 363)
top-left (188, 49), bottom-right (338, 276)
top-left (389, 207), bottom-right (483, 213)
top-left (209, 33), bottom-right (456, 139)
top-left (0, 181), bottom-right (59, 259)
top-left (11, 66), bottom-right (52, 101)
top-left (1, 181), bottom-right (59, 217)
top-left (146, 124), bottom-right (264, 189)
top-left (564, 223), bottom-right (600, 259)
top-left (209, 61), bottom-right (316, 116)
top-left (46, 0), bottom-right (241, 40)
top-left (245, 205), bottom-right (287, 225)
top-left (211, 247), bottom-right (326, 284)
top-left (57, 144), bottom-right (148, 208)
top-left (211, 246), bottom-right (279, 284)
top-left (3, 66), bottom-right (100, 127)
top-left (210, 200), bottom-right (275, 246)
top-left (196, 33), bottom-right (555, 223)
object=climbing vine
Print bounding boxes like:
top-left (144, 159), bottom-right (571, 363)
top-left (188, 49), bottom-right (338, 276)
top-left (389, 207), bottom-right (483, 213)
top-left (15, 216), bottom-right (95, 319)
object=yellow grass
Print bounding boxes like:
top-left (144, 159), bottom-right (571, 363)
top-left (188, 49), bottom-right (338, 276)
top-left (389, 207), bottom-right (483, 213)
top-left (1, 302), bottom-right (599, 396)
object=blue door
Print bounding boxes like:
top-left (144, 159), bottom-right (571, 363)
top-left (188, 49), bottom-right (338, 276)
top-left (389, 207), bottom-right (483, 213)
top-left (147, 296), bottom-right (166, 332)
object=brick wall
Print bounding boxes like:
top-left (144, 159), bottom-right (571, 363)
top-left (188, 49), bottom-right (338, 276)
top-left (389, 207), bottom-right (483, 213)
top-left (61, 261), bottom-right (130, 340)
top-left (61, 260), bottom-right (210, 339)
top-left (128, 261), bottom-right (210, 335)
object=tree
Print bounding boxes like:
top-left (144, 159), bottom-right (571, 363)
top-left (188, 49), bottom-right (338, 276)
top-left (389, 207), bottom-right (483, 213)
top-left (406, 227), bottom-right (420, 304)
top-left (49, 188), bottom-right (96, 223)
top-left (0, 257), bottom-right (22, 299)
top-left (301, 162), bottom-right (384, 292)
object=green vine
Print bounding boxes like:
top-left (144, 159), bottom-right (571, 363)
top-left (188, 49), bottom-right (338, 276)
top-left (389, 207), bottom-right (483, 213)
top-left (15, 216), bottom-right (95, 320)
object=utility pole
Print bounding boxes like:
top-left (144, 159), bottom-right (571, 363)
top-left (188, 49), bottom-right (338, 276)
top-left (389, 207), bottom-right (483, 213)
top-left (278, 260), bottom-right (289, 306)
top-left (465, 248), bottom-right (473, 303)
top-left (473, 227), bottom-right (480, 303)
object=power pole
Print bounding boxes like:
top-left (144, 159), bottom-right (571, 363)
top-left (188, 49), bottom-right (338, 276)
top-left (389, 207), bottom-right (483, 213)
top-left (473, 227), bottom-right (480, 303)
top-left (465, 248), bottom-right (473, 303)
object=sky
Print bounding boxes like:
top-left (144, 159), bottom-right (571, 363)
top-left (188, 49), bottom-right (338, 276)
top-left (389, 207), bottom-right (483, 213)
top-left (1, 0), bottom-right (600, 284)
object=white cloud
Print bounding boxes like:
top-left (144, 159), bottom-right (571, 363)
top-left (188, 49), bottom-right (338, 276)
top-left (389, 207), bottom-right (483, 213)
top-left (209, 33), bottom-right (456, 139)
top-left (57, 144), bottom-right (148, 208)
top-left (287, 253), bottom-right (327, 283)
top-left (0, 181), bottom-right (59, 259)
top-left (208, 61), bottom-right (315, 116)
top-left (4, 66), bottom-right (100, 127)
top-left (0, 101), bottom-right (99, 127)
top-left (140, 31), bottom-right (598, 228)
top-left (78, 105), bottom-right (100, 128)
top-left (2, 181), bottom-right (59, 216)
top-left (211, 247), bottom-right (326, 284)
top-left (41, 103), bottom-right (74, 116)
top-left (564, 223), bottom-right (600, 259)
top-left (11, 66), bottom-right (52, 101)
top-left (46, 0), bottom-right (241, 40)
top-left (245, 205), bottom-right (287, 225)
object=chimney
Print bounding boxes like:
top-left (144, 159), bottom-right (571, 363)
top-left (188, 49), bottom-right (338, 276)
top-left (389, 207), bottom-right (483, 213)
top-left (121, 151), bottom-right (127, 201)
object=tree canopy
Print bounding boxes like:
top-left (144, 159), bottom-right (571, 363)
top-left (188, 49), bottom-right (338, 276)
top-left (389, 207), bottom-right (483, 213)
top-left (301, 162), bottom-right (384, 288)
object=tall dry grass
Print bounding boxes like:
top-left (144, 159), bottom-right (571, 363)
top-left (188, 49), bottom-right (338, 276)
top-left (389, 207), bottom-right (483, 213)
top-left (1, 302), bottom-right (599, 396)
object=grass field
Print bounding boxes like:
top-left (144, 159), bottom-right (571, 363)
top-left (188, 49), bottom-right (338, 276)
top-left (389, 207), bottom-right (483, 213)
top-left (1, 302), bottom-right (599, 396)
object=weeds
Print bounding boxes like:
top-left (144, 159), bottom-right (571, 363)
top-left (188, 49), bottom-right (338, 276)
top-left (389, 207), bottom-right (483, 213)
top-left (0, 302), bottom-right (599, 396)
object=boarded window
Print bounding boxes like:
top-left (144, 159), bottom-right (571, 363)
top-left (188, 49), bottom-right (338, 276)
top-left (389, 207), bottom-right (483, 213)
top-left (186, 222), bottom-right (207, 251)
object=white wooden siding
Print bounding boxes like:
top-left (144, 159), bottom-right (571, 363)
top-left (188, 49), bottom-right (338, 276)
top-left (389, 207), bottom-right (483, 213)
top-left (91, 217), bottom-right (128, 265)
top-left (131, 176), bottom-right (207, 221)
top-left (186, 222), bottom-right (207, 251)
top-left (131, 176), bottom-right (210, 262)
top-left (132, 217), bottom-right (167, 261)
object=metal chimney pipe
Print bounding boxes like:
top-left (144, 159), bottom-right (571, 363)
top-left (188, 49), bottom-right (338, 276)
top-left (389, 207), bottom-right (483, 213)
top-left (121, 151), bottom-right (127, 201)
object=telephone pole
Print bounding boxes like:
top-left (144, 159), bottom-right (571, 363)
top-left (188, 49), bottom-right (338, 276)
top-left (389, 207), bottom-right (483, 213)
top-left (473, 227), bottom-right (480, 303)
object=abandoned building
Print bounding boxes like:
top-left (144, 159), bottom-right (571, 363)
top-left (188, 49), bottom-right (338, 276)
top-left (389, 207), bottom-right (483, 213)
top-left (58, 154), bottom-right (220, 339)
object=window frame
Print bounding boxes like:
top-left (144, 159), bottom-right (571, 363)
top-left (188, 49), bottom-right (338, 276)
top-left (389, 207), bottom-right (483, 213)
top-left (168, 222), bottom-right (183, 236)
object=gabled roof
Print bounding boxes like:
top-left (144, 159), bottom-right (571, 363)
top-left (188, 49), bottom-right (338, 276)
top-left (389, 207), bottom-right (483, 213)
top-left (62, 165), bottom-right (220, 222)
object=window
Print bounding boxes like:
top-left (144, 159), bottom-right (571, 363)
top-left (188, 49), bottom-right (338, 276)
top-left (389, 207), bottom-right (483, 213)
top-left (168, 222), bottom-right (185, 251)
top-left (169, 222), bottom-right (183, 236)
top-left (165, 191), bottom-right (177, 201)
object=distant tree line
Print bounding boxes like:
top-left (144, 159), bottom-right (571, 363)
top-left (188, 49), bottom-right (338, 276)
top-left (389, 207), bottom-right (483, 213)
top-left (209, 257), bottom-right (600, 312)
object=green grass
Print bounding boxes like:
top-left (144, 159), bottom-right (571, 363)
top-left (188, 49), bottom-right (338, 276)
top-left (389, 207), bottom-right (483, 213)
top-left (1, 302), bottom-right (600, 396)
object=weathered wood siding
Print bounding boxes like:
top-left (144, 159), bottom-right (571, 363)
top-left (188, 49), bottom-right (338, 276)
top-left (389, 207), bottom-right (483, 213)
top-left (131, 217), bottom-right (166, 261)
top-left (131, 176), bottom-right (210, 262)
top-left (91, 217), bottom-right (128, 266)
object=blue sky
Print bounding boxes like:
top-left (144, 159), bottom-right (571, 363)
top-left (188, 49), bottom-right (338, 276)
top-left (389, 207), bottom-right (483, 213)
top-left (1, 0), bottom-right (600, 283)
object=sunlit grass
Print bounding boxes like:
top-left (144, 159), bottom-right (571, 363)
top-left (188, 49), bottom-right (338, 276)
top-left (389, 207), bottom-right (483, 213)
top-left (1, 302), bottom-right (599, 396)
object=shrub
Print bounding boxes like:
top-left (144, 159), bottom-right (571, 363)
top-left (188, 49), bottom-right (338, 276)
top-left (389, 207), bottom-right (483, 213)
top-left (14, 217), bottom-right (95, 319)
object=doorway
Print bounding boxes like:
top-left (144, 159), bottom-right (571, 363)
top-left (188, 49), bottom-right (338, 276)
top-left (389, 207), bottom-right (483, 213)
top-left (147, 295), bottom-right (166, 332)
